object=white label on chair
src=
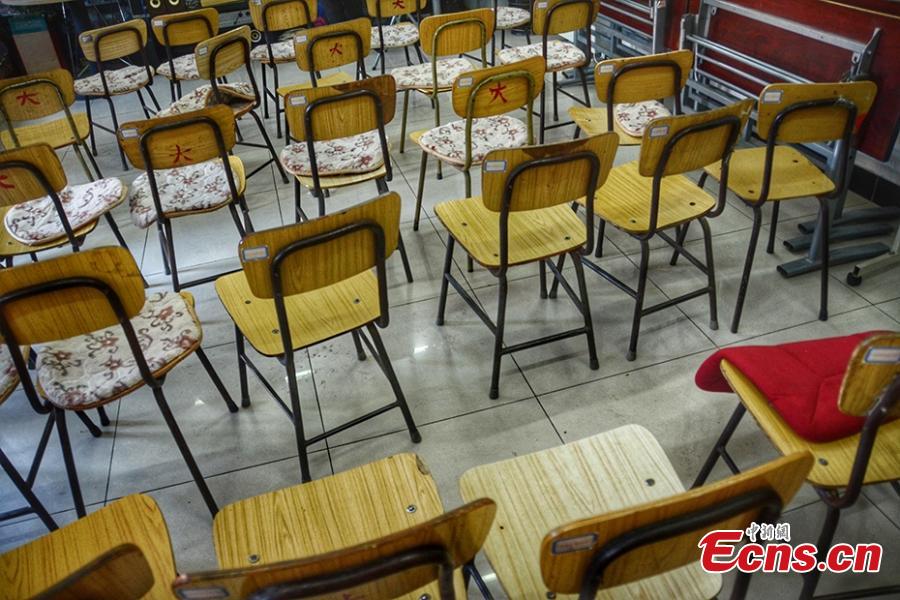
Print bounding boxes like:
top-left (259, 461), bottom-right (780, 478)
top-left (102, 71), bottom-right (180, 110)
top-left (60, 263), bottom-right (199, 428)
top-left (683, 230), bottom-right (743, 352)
top-left (761, 89), bottom-right (783, 104)
top-left (290, 95), bottom-right (307, 105)
top-left (175, 587), bottom-right (230, 599)
top-left (295, 34), bottom-right (308, 44)
top-left (153, 19), bottom-right (164, 26)
top-left (457, 76), bottom-right (473, 88)
top-left (252, 0), bottom-right (262, 4)
top-left (864, 347), bottom-right (900, 364)
top-left (242, 245), bottom-right (270, 261)
top-left (120, 127), bottom-right (139, 138)
top-left (598, 64), bottom-right (614, 73)
top-left (198, 46), bottom-right (209, 55)
top-left (551, 533), bottom-right (597, 554)
top-left (81, 34), bottom-right (93, 42)
top-left (536, 1), bottom-right (548, 8)
top-left (483, 160), bottom-right (507, 173)
top-left (649, 124), bottom-right (669, 138)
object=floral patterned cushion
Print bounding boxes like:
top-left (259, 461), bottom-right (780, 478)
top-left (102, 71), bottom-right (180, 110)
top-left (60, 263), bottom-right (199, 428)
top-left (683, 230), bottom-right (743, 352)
top-left (129, 158), bottom-right (238, 228)
top-left (496, 6), bottom-right (531, 29)
top-left (418, 115), bottom-right (528, 166)
top-left (156, 54), bottom-right (200, 80)
top-left (35, 292), bottom-right (201, 408)
top-left (4, 178), bottom-right (125, 245)
top-left (74, 65), bottom-right (154, 96)
top-left (157, 82), bottom-right (256, 117)
top-left (614, 100), bottom-right (671, 138)
top-left (498, 40), bottom-right (585, 71)
top-left (391, 58), bottom-right (473, 90)
top-left (280, 131), bottom-right (385, 177)
top-left (371, 22), bottom-right (419, 49)
top-left (250, 40), bottom-right (296, 63)
top-left (0, 345), bottom-right (18, 400)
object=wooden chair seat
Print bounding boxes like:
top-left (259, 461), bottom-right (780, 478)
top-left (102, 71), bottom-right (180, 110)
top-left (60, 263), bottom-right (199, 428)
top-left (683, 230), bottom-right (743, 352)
top-left (705, 145), bottom-right (836, 202)
top-left (459, 424), bottom-right (722, 599)
top-left (0, 494), bottom-right (177, 599)
top-left (435, 197), bottom-right (586, 269)
top-left (568, 106), bottom-right (642, 145)
top-left (74, 65), bottom-right (154, 97)
top-left (215, 269), bottom-right (382, 357)
top-left (581, 161), bottom-right (715, 234)
top-left (213, 453), bottom-right (466, 599)
top-left (0, 204), bottom-right (97, 258)
top-left (721, 360), bottom-right (900, 489)
top-left (0, 112), bottom-right (91, 149)
top-left (296, 164), bottom-right (389, 192)
top-left (275, 71), bottom-right (355, 98)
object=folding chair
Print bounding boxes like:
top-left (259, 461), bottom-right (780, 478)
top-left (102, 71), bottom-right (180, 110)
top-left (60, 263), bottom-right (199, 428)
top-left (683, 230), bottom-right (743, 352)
top-left (411, 55), bottom-right (545, 231)
top-left (577, 100), bottom-right (752, 361)
top-left (678, 81), bottom-right (878, 334)
top-left (435, 133), bottom-right (618, 398)
top-left (460, 425), bottom-right (813, 599)
top-left (694, 331), bottom-right (900, 599)
top-left (215, 193), bottom-right (421, 482)
top-left (491, 0), bottom-right (532, 64)
top-left (281, 75), bottom-right (414, 282)
top-left (367, 0), bottom-right (426, 75)
top-left (497, 0), bottom-right (598, 143)
top-left (0, 246), bottom-right (238, 517)
top-left (151, 7), bottom-right (220, 102)
top-left (118, 105), bottom-right (252, 291)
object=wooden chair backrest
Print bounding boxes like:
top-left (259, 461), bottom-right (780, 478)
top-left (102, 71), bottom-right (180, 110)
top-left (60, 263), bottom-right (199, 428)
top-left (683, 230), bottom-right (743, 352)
top-left (293, 17), bottom-right (372, 73)
top-left (173, 499), bottom-right (496, 600)
top-left (195, 26), bottom-right (252, 80)
top-left (451, 55), bottom-right (545, 119)
top-left (638, 99), bottom-right (753, 177)
top-left (419, 8), bottom-right (494, 58)
top-left (540, 452), bottom-right (813, 593)
top-left (594, 49), bottom-right (693, 104)
top-left (31, 544), bottom-right (154, 600)
top-left (365, 0), bottom-right (426, 19)
top-left (151, 8), bottom-right (219, 48)
top-left (0, 69), bottom-right (75, 122)
top-left (0, 246), bottom-right (145, 344)
top-left (839, 332), bottom-right (900, 417)
top-left (284, 75), bottom-right (396, 143)
top-left (756, 81), bottom-right (878, 145)
top-left (0, 144), bottom-right (67, 207)
top-left (533, 0), bottom-right (598, 36)
top-left (79, 19), bottom-right (148, 63)
top-left (481, 133), bottom-right (618, 212)
top-left (118, 105), bottom-right (236, 171)
top-left (249, 0), bottom-right (317, 33)
top-left (238, 193), bottom-right (400, 298)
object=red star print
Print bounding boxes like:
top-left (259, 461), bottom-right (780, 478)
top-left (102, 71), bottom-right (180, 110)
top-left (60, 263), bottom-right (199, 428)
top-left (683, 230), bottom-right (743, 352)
top-left (15, 90), bottom-right (40, 106)
top-left (392, 0), bottom-right (405, 8)
top-left (488, 82), bottom-right (508, 103)
top-left (329, 42), bottom-right (343, 56)
top-left (170, 144), bottom-right (193, 164)
top-left (0, 175), bottom-right (14, 189)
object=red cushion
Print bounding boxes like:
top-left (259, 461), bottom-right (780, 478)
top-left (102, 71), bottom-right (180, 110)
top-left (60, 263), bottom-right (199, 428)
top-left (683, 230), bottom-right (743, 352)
top-left (695, 332), bottom-right (885, 443)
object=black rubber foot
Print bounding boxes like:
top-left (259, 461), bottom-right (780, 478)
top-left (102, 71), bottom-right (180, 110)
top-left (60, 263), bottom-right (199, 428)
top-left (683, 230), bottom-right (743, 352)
top-left (436, 318), bottom-right (444, 326)
top-left (626, 350), bottom-right (636, 362)
top-left (589, 358), bottom-right (599, 370)
top-left (489, 389), bottom-right (499, 400)
top-left (710, 319), bottom-right (719, 331)
top-left (241, 398), bottom-right (251, 408)
top-left (410, 431), bottom-right (422, 444)
top-left (846, 271), bottom-right (862, 287)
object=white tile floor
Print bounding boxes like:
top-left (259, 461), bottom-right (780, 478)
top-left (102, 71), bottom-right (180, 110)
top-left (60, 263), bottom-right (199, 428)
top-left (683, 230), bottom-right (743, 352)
top-left (1, 39), bottom-right (899, 599)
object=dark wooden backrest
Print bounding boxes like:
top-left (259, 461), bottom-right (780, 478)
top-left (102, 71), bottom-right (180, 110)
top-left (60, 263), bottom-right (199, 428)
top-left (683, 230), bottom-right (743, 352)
top-left (419, 8), bottom-right (495, 57)
top-left (0, 69), bottom-right (75, 122)
top-left (151, 8), bottom-right (219, 47)
top-left (451, 55), bottom-right (545, 119)
top-left (839, 332), bottom-right (900, 417)
top-left (79, 19), bottom-right (148, 62)
top-left (532, 0), bottom-right (598, 36)
top-left (293, 17), bottom-right (372, 73)
top-left (195, 26), bottom-right (252, 80)
top-left (32, 544), bottom-right (154, 600)
top-left (594, 49), bottom-right (693, 105)
top-left (0, 144), bottom-right (67, 207)
top-left (249, 0), bottom-right (316, 34)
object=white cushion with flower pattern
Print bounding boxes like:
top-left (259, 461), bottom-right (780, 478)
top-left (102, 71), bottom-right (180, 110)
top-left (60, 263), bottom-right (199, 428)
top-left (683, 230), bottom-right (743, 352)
top-left (498, 40), bottom-right (585, 71)
top-left (614, 100), bottom-right (671, 138)
top-left (157, 82), bottom-right (256, 117)
top-left (371, 23), bottom-right (419, 48)
top-left (35, 292), bottom-right (201, 408)
top-left (156, 54), bottom-right (200, 80)
top-left (74, 65), bottom-right (154, 96)
top-left (496, 6), bottom-right (531, 29)
top-left (418, 115), bottom-right (528, 166)
top-left (280, 131), bottom-right (384, 177)
top-left (0, 345), bottom-right (18, 400)
top-left (129, 157), bottom-right (242, 228)
top-left (250, 40), bottom-right (296, 63)
top-left (4, 178), bottom-right (125, 245)
top-left (391, 58), bottom-right (473, 90)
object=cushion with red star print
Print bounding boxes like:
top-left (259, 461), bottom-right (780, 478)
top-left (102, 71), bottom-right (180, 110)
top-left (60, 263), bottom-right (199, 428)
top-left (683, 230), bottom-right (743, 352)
top-left (418, 115), bottom-right (529, 166)
top-left (0, 345), bottom-right (19, 401)
top-left (497, 40), bottom-right (586, 71)
top-left (34, 291), bottom-right (202, 409)
top-left (250, 40), bottom-right (296, 63)
top-left (156, 54), bottom-right (201, 80)
top-left (391, 58), bottom-right (474, 90)
top-left (370, 22), bottom-right (419, 49)
top-left (495, 6), bottom-right (531, 29)
top-left (3, 178), bottom-right (125, 245)
top-left (157, 83), bottom-right (255, 118)
top-left (74, 65), bottom-right (154, 96)
top-left (614, 100), bottom-right (672, 138)
top-left (280, 130), bottom-right (385, 177)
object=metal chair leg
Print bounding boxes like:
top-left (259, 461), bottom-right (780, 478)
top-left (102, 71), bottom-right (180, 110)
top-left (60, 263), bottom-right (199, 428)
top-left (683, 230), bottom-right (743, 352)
top-left (731, 207), bottom-right (763, 334)
top-left (671, 173), bottom-right (709, 265)
top-left (539, 260), bottom-right (548, 299)
top-left (397, 233), bottom-right (415, 283)
top-left (235, 325), bottom-right (251, 408)
top-left (579, 66), bottom-right (591, 107)
top-left (104, 96), bottom-right (128, 172)
top-left (163, 219), bottom-right (180, 291)
top-left (351, 330), bottom-right (367, 361)
top-left (283, 349), bottom-right (312, 483)
top-left (248, 110), bottom-right (289, 183)
top-left (539, 86), bottom-right (546, 144)
top-left (365, 323), bottom-right (421, 443)
top-left (699, 217), bottom-right (719, 330)
top-left (799, 504), bottom-right (841, 600)
top-left (96, 405), bottom-right (111, 426)
top-left (54, 407), bottom-right (86, 517)
top-left (85, 97), bottom-right (98, 156)
top-left (552, 71), bottom-right (559, 122)
top-left (595, 220), bottom-right (606, 258)
top-left (273, 65), bottom-right (283, 139)
top-left (195, 347), bottom-right (239, 413)
top-left (489, 274), bottom-right (509, 399)
top-left (766, 201), bottom-right (780, 254)
top-left (817, 196), bottom-right (830, 322)
top-left (75, 410), bottom-right (102, 437)
top-left (463, 561), bottom-right (494, 600)
top-left (436, 235), bottom-right (455, 326)
top-left (157, 221), bottom-right (171, 276)
top-left (0, 445), bottom-right (58, 530)
top-left (145, 85), bottom-right (161, 111)
top-left (692, 403), bottom-right (746, 488)
top-left (626, 240), bottom-right (650, 361)
top-left (414, 151), bottom-right (428, 231)
top-left (572, 254), bottom-right (599, 369)
top-left (261, 63), bottom-right (269, 118)
top-left (400, 90), bottom-right (410, 153)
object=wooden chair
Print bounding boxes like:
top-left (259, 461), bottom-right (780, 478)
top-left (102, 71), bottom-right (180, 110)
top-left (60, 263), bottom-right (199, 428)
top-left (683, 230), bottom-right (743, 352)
top-left (411, 55), bottom-right (545, 231)
top-left (394, 8), bottom-right (495, 163)
top-left (0, 246), bottom-right (238, 517)
top-left (679, 82), bottom-right (878, 334)
top-left (159, 25), bottom-right (289, 184)
top-left (177, 454), bottom-right (496, 600)
top-left (151, 7), bottom-right (220, 102)
top-left (75, 19), bottom-right (161, 171)
top-left (460, 425), bottom-right (813, 599)
top-left (215, 193), bottom-right (421, 482)
top-left (248, 0), bottom-right (317, 138)
top-left (491, 0), bottom-right (532, 64)
top-left (281, 75), bottom-right (414, 282)
top-left (435, 133), bottom-right (618, 398)
top-left (366, 0), bottom-right (426, 76)
top-left (0, 495), bottom-right (177, 598)
top-left (0, 144), bottom-right (131, 267)
top-left (118, 105), bottom-right (252, 291)
top-left (694, 332), bottom-right (900, 600)
top-left (0, 68), bottom-right (103, 182)
top-left (497, 0), bottom-right (598, 143)
top-left (576, 100), bottom-right (752, 361)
